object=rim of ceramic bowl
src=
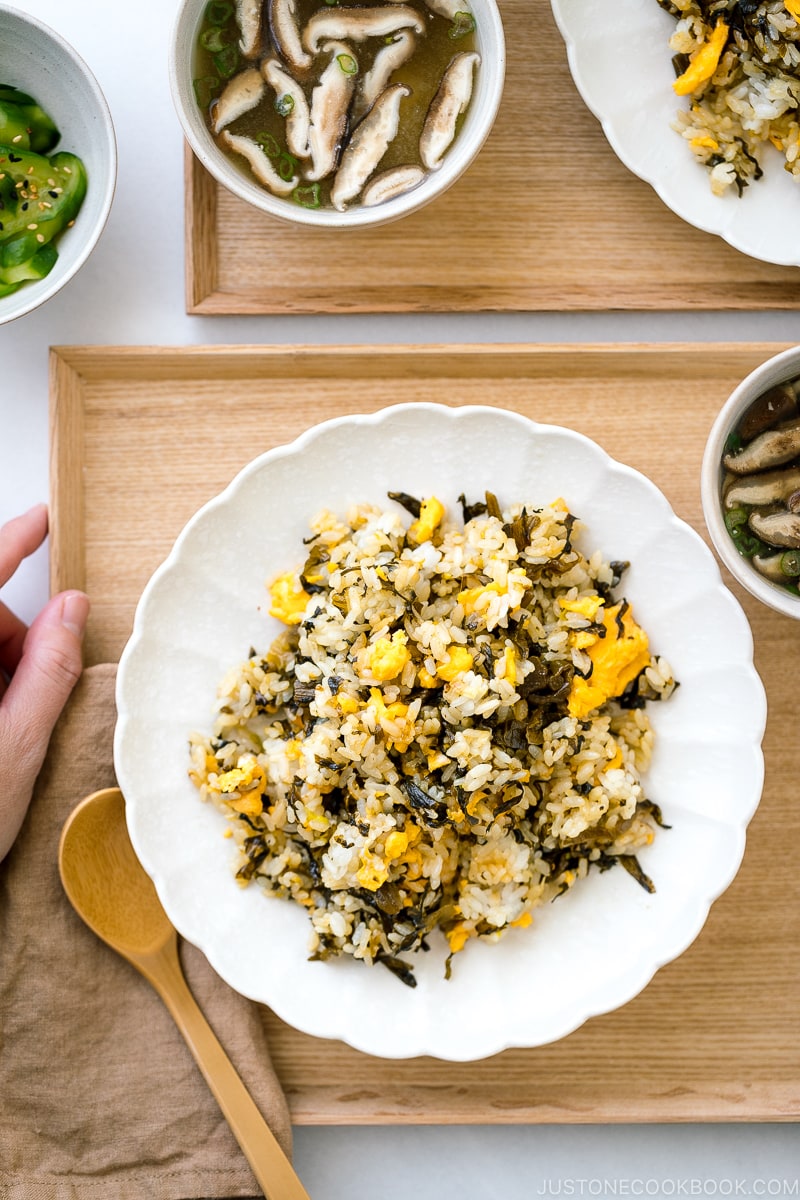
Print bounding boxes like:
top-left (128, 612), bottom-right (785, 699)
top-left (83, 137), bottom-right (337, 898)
top-left (0, 3), bottom-right (117, 326)
top-left (169, 0), bottom-right (506, 229)
top-left (701, 344), bottom-right (800, 620)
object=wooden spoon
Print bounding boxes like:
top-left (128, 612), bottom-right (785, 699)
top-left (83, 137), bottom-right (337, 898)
top-left (58, 787), bottom-right (311, 1200)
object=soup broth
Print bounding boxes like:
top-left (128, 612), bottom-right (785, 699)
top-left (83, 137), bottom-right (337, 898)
top-left (721, 376), bottom-right (800, 596)
top-left (193, 0), bottom-right (478, 210)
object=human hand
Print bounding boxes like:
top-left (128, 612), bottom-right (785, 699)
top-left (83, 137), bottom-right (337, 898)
top-left (0, 504), bottom-right (89, 862)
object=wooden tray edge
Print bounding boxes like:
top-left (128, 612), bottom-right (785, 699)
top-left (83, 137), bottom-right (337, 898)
top-left (185, 143), bottom-right (219, 314)
top-left (47, 340), bottom-right (794, 376)
top-left (286, 1088), bottom-right (800, 1125)
top-left (181, 148), bottom-right (800, 315)
top-left (49, 348), bottom-right (86, 597)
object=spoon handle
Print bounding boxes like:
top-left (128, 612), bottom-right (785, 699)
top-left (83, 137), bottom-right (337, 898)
top-left (143, 944), bottom-right (311, 1200)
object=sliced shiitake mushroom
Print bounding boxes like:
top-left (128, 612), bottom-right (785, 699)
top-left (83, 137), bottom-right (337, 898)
top-left (723, 465), bottom-right (800, 510)
top-left (724, 416), bottom-right (800, 475)
top-left (738, 382), bottom-right (798, 442)
top-left (747, 508), bottom-right (800, 549)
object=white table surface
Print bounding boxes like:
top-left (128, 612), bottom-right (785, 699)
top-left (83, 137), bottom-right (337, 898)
top-left (1, 2), bottom-right (797, 1195)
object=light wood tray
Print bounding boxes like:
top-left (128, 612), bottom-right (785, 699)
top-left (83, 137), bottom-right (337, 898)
top-left (50, 343), bottom-right (800, 1124)
top-left (185, 0), bottom-right (800, 315)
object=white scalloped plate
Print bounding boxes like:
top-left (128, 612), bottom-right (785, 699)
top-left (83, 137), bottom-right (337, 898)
top-left (115, 404), bottom-right (766, 1061)
top-left (550, 0), bottom-right (800, 267)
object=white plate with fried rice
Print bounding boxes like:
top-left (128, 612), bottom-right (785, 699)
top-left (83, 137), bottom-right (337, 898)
top-left (551, 0), bottom-right (800, 267)
top-left (115, 404), bottom-right (765, 1061)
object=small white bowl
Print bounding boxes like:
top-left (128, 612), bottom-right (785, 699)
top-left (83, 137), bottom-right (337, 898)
top-left (0, 5), bottom-right (116, 326)
top-left (701, 344), bottom-right (800, 620)
top-left (170, 0), bottom-right (505, 229)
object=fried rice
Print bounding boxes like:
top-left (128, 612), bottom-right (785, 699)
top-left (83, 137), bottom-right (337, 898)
top-left (188, 492), bottom-right (677, 987)
top-left (658, 0), bottom-right (800, 194)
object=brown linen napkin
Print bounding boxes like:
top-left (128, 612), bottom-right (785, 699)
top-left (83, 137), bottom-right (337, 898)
top-left (0, 663), bottom-right (293, 1200)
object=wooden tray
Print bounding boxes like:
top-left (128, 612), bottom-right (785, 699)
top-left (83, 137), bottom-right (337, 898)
top-left (49, 343), bottom-right (800, 1124)
top-left (185, 0), bottom-right (800, 315)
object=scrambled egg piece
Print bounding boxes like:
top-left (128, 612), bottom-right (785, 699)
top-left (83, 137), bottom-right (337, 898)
top-left (562, 595), bottom-right (604, 652)
top-left (786, 0), bottom-right (800, 19)
top-left (560, 594), bottom-right (603, 621)
top-left (356, 851), bottom-right (389, 892)
top-left (458, 581), bottom-right (504, 614)
top-left (436, 646), bottom-right (474, 682)
top-left (427, 748), bottom-right (450, 770)
top-left (384, 830), bottom-right (410, 860)
top-left (418, 645), bottom-right (474, 686)
top-left (673, 21), bottom-right (729, 95)
top-left (568, 603), bottom-right (650, 720)
top-left (216, 756), bottom-right (266, 817)
top-left (367, 688), bottom-right (414, 750)
top-left (368, 688), bottom-right (408, 723)
top-left (445, 923), bottom-right (471, 954)
top-left (356, 824), bottom-right (422, 890)
top-left (407, 496), bottom-right (445, 544)
top-left (367, 630), bottom-right (410, 681)
top-left (501, 644), bottom-right (516, 685)
top-left (216, 757), bottom-right (265, 794)
top-left (268, 572), bottom-right (311, 624)
top-left (603, 740), bottom-right (624, 773)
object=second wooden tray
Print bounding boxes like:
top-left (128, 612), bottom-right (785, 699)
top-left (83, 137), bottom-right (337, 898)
top-left (50, 343), bottom-right (800, 1124)
top-left (185, 0), bottom-right (800, 314)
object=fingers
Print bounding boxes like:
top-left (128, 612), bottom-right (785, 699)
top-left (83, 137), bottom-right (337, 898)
top-left (0, 598), bottom-right (28, 678)
top-left (0, 503), bottom-right (48, 589)
top-left (2, 590), bottom-right (90, 746)
top-left (0, 505), bottom-right (49, 678)
top-left (0, 591), bottom-right (89, 859)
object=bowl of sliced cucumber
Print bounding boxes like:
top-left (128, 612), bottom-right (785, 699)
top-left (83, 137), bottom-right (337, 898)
top-left (0, 5), bottom-right (116, 324)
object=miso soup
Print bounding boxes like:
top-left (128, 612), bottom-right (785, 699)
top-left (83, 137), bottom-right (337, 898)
top-left (193, 0), bottom-right (479, 211)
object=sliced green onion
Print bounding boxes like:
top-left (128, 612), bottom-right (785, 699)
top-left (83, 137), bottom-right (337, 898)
top-left (193, 75), bottom-right (222, 108)
top-left (256, 131), bottom-right (281, 158)
top-left (724, 506), bottom-right (749, 538)
top-left (724, 430), bottom-right (743, 457)
top-left (449, 10), bottom-right (476, 38)
top-left (735, 532), bottom-right (767, 558)
top-left (337, 53), bottom-right (358, 75)
top-left (277, 151), bottom-right (299, 181)
top-left (213, 46), bottom-right (240, 79)
top-left (723, 506), bottom-right (769, 557)
top-left (780, 549), bottom-right (800, 577)
top-left (206, 1), bottom-right (234, 24)
top-left (275, 93), bottom-right (295, 117)
top-left (324, 0), bottom-right (339, 6)
top-left (294, 182), bottom-right (322, 208)
top-left (201, 26), bottom-right (232, 52)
